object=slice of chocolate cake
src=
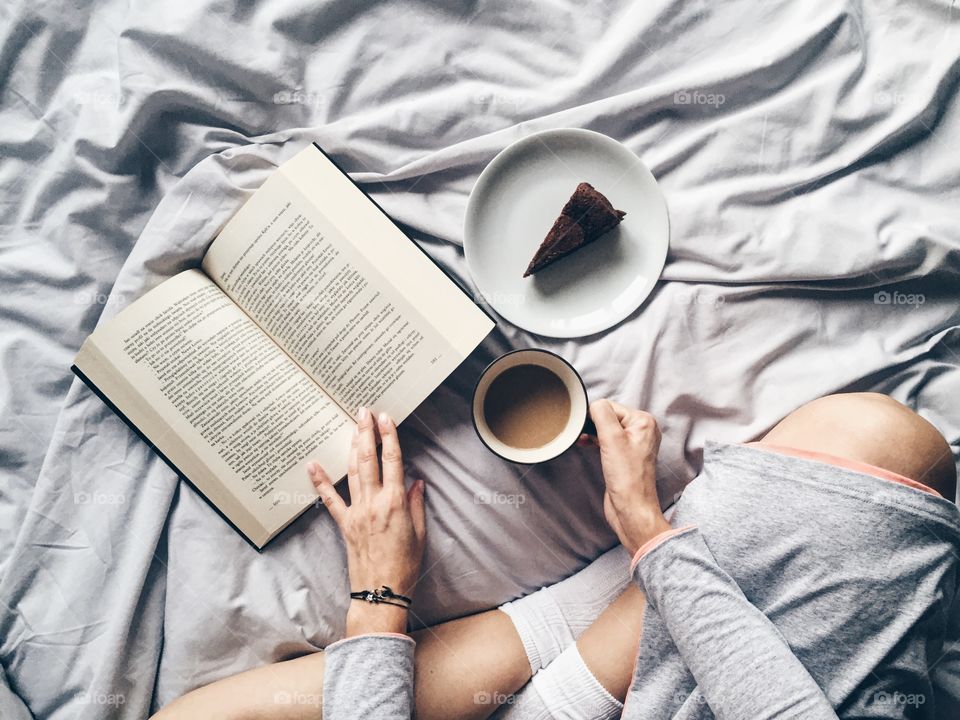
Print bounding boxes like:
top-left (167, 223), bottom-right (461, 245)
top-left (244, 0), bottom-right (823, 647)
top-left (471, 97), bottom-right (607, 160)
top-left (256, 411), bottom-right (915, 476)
top-left (523, 182), bottom-right (626, 277)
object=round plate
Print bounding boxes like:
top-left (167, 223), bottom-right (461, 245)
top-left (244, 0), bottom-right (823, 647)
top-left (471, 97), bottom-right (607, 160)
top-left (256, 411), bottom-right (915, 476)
top-left (464, 128), bottom-right (669, 338)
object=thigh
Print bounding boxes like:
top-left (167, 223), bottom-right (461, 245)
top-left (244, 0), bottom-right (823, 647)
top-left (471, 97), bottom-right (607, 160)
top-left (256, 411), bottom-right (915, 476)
top-left (757, 392), bottom-right (956, 499)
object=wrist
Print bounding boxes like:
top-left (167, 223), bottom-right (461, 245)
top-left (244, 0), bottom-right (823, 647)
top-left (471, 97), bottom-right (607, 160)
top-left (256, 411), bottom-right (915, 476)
top-left (629, 513), bottom-right (672, 556)
top-left (345, 602), bottom-right (409, 637)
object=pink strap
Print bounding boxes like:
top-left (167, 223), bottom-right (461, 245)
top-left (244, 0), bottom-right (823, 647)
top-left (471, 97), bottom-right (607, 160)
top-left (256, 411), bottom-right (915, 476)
top-left (746, 442), bottom-right (942, 498)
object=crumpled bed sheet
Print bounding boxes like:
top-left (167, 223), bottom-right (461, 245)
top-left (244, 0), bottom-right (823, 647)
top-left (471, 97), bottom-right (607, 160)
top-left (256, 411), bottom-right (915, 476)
top-left (1, 0), bottom-right (959, 717)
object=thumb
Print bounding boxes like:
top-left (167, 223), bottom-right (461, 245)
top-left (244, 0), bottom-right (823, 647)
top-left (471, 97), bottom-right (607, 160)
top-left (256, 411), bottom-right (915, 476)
top-left (408, 479), bottom-right (426, 541)
top-left (590, 399), bottom-right (625, 448)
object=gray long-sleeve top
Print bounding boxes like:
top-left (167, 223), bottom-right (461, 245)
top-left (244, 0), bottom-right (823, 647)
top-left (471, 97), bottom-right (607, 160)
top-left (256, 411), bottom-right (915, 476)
top-left (322, 442), bottom-right (960, 719)
top-left (321, 526), bottom-right (839, 719)
top-left (624, 526), bottom-right (838, 718)
top-left (323, 632), bottom-right (416, 719)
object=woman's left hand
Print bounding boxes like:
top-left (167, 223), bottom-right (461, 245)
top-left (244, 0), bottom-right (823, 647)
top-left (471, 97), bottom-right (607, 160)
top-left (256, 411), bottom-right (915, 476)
top-left (310, 407), bottom-right (426, 636)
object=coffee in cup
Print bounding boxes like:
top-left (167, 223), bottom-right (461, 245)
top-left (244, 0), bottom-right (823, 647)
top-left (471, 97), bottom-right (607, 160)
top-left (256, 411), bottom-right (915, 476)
top-left (472, 349), bottom-right (590, 463)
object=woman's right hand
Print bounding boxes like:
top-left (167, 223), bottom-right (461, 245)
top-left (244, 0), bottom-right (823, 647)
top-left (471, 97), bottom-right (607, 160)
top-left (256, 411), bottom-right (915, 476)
top-left (590, 399), bottom-right (671, 556)
top-left (309, 407), bottom-right (426, 636)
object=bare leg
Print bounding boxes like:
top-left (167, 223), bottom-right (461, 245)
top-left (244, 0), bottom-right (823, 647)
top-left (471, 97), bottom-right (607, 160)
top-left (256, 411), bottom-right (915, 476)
top-left (414, 584), bottom-right (650, 718)
top-left (757, 392), bottom-right (956, 497)
top-left (150, 608), bottom-right (532, 720)
top-left (576, 585), bottom-right (645, 700)
top-left (151, 585), bottom-right (650, 720)
top-left (151, 652), bottom-right (328, 719)
top-left (411, 609), bottom-right (531, 720)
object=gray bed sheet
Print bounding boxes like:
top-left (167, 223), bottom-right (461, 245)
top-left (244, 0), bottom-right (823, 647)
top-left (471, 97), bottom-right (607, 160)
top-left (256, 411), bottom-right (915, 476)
top-left (1, 0), bottom-right (959, 717)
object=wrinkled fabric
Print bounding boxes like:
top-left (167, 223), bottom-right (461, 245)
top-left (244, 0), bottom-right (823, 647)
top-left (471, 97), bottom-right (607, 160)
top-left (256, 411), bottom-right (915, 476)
top-left (0, 0), bottom-right (958, 717)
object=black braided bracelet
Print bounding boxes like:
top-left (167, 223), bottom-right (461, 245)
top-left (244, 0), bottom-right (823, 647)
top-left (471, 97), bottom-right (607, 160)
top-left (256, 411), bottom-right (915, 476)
top-left (350, 585), bottom-right (412, 609)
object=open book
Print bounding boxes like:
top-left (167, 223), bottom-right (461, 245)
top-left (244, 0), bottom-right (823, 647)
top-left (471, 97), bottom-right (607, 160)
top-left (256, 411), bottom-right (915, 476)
top-left (73, 144), bottom-right (495, 549)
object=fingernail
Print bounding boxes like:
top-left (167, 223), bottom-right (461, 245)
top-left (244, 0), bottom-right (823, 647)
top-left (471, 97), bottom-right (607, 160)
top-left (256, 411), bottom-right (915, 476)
top-left (378, 411), bottom-right (391, 428)
top-left (357, 406), bottom-right (369, 422)
top-left (307, 462), bottom-right (318, 475)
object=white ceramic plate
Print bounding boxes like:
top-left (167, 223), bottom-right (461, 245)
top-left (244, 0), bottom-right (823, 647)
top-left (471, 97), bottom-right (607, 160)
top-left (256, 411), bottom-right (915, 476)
top-left (464, 128), bottom-right (669, 338)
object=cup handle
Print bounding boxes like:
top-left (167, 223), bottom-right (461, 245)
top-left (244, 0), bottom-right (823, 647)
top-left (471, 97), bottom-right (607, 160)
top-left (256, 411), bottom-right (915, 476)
top-left (581, 415), bottom-right (597, 438)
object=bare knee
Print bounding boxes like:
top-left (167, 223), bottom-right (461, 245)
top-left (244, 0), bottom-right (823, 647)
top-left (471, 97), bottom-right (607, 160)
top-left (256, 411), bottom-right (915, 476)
top-left (760, 392), bottom-right (957, 499)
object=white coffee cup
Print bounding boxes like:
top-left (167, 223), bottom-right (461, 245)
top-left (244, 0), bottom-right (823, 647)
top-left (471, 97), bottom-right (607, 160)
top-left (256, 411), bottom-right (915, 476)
top-left (472, 349), bottom-right (592, 464)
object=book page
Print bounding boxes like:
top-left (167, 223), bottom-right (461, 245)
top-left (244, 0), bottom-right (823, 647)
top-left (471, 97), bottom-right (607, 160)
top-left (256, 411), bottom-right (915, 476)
top-left (75, 269), bottom-right (353, 547)
top-left (202, 145), bottom-right (494, 423)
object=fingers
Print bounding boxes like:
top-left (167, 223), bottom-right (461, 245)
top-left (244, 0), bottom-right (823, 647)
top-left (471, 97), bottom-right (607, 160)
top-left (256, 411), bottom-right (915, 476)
top-left (309, 462), bottom-right (347, 526)
top-left (347, 439), bottom-right (362, 502)
top-left (605, 400), bottom-right (656, 431)
top-left (590, 399), bottom-right (626, 447)
top-left (408, 479), bottom-right (426, 541)
top-left (605, 399), bottom-right (631, 423)
top-left (576, 433), bottom-right (599, 447)
top-left (377, 412), bottom-right (404, 492)
top-left (592, 399), bottom-right (659, 439)
top-left (355, 406), bottom-right (381, 495)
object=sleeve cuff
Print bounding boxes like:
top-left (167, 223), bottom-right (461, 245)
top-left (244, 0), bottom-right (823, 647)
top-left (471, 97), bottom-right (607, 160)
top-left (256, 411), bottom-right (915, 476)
top-left (629, 525), bottom-right (698, 574)
top-left (326, 632), bottom-right (415, 653)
